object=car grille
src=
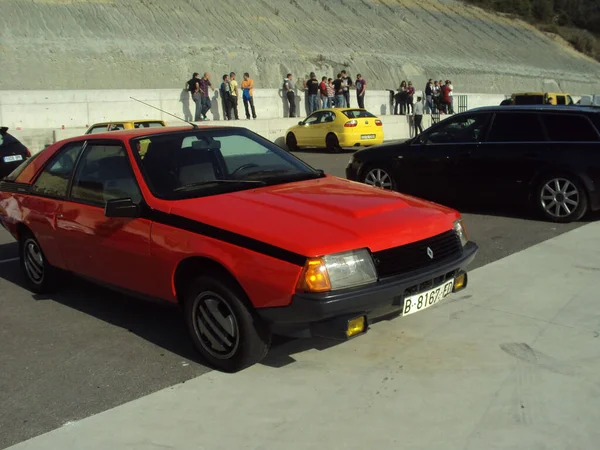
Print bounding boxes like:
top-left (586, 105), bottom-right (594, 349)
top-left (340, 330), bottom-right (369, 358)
top-left (373, 230), bottom-right (462, 278)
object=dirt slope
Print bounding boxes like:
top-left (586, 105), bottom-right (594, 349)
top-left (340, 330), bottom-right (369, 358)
top-left (1, 0), bottom-right (599, 93)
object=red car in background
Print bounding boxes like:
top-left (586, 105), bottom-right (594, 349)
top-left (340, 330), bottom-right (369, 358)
top-left (0, 126), bottom-right (477, 372)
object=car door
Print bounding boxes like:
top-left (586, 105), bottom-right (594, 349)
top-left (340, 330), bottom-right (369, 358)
top-left (401, 113), bottom-right (491, 201)
top-left (56, 140), bottom-right (157, 296)
top-left (25, 142), bottom-right (85, 270)
top-left (296, 112), bottom-right (324, 146)
top-left (463, 112), bottom-right (548, 204)
top-left (310, 111), bottom-right (337, 147)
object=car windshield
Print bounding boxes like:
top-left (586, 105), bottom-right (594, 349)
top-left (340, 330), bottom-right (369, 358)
top-left (342, 109), bottom-right (376, 118)
top-left (131, 128), bottom-right (323, 199)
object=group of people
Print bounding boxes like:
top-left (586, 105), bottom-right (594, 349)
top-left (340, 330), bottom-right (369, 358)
top-left (393, 79), bottom-right (454, 116)
top-left (186, 72), bottom-right (258, 122)
top-left (283, 70), bottom-right (367, 117)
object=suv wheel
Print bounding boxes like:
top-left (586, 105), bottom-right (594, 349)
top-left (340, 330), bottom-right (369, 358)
top-left (363, 166), bottom-right (396, 190)
top-left (184, 275), bottom-right (271, 372)
top-left (536, 174), bottom-right (588, 223)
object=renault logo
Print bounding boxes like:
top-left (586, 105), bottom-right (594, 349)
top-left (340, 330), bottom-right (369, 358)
top-left (427, 247), bottom-right (434, 259)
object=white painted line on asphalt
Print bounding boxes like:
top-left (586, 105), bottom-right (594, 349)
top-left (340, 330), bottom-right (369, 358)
top-left (0, 257), bottom-right (19, 264)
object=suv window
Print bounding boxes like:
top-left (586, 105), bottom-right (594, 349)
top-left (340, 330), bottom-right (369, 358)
top-left (540, 114), bottom-right (599, 142)
top-left (71, 144), bottom-right (142, 206)
top-left (487, 113), bottom-right (546, 142)
top-left (31, 144), bottom-right (83, 198)
top-left (422, 114), bottom-right (489, 144)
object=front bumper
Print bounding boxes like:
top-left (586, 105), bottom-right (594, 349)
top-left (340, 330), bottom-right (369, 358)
top-left (257, 241), bottom-right (478, 338)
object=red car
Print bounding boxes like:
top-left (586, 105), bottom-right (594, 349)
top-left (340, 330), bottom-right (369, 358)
top-left (0, 126), bottom-right (477, 372)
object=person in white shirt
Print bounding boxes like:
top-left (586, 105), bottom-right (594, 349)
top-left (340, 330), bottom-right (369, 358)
top-left (413, 95), bottom-right (424, 136)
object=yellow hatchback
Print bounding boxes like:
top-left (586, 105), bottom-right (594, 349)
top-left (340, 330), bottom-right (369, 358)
top-left (285, 108), bottom-right (384, 152)
top-left (85, 119), bottom-right (166, 134)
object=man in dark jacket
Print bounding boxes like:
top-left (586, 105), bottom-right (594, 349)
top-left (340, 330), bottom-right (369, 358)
top-left (283, 73), bottom-right (295, 117)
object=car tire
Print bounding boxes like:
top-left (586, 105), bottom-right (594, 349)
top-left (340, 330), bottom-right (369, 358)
top-left (19, 231), bottom-right (64, 294)
top-left (286, 133), bottom-right (298, 151)
top-left (535, 173), bottom-right (588, 223)
top-left (362, 165), bottom-right (397, 191)
top-left (326, 133), bottom-right (342, 153)
top-left (183, 275), bottom-right (271, 372)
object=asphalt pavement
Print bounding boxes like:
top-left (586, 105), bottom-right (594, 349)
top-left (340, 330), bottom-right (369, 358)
top-left (0, 149), bottom-right (596, 449)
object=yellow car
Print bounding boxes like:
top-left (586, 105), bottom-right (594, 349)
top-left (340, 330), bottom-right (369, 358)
top-left (510, 92), bottom-right (574, 106)
top-left (285, 108), bottom-right (384, 152)
top-left (85, 119), bottom-right (166, 134)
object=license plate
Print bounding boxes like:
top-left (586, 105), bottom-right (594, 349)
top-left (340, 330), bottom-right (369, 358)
top-left (403, 280), bottom-right (454, 316)
top-left (361, 134), bottom-right (376, 140)
top-left (3, 155), bottom-right (23, 163)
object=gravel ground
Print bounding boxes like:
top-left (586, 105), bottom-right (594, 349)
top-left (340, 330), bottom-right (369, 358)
top-left (1, 0), bottom-right (599, 93)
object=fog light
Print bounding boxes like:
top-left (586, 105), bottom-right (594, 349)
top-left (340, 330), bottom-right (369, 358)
top-left (346, 316), bottom-right (366, 338)
top-left (453, 273), bottom-right (467, 292)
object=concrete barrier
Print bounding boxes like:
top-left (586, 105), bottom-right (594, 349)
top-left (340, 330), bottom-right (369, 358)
top-left (12, 114), bottom-right (444, 155)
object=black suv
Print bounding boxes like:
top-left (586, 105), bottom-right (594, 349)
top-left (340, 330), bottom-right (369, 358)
top-left (0, 127), bottom-right (30, 179)
top-left (346, 106), bottom-right (600, 223)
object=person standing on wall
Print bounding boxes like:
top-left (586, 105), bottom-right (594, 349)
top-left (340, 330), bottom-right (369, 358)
top-left (340, 70), bottom-right (353, 107)
top-left (241, 72), bottom-right (257, 119)
top-left (333, 73), bottom-right (344, 107)
top-left (220, 74), bottom-right (233, 120)
top-left (198, 72), bottom-right (213, 121)
top-left (355, 74), bottom-right (366, 109)
top-left (283, 73), bottom-right (296, 117)
top-left (413, 95), bottom-right (424, 136)
top-left (229, 72), bottom-right (239, 120)
top-left (304, 72), bottom-right (320, 115)
top-left (425, 79), bottom-right (434, 114)
top-left (319, 76), bottom-right (329, 109)
top-left (186, 72), bottom-right (202, 121)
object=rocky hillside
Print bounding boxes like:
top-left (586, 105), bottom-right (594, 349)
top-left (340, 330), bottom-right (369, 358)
top-left (1, 0), bottom-right (599, 93)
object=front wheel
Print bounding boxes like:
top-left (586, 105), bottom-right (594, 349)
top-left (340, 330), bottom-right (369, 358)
top-left (183, 275), bottom-right (271, 372)
top-left (362, 166), bottom-right (396, 190)
top-left (535, 174), bottom-right (588, 223)
top-left (286, 133), bottom-right (298, 151)
top-left (19, 231), bottom-right (64, 294)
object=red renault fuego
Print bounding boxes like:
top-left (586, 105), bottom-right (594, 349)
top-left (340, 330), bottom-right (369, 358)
top-left (0, 126), bottom-right (477, 372)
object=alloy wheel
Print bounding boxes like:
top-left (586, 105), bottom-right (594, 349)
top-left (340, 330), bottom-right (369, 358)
top-left (365, 168), bottom-right (394, 190)
top-left (192, 292), bottom-right (240, 360)
top-left (540, 178), bottom-right (580, 218)
top-left (23, 239), bottom-right (44, 284)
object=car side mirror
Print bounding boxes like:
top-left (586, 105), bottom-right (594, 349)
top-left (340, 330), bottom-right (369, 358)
top-left (298, 121), bottom-right (305, 126)
top-left (105, 198), bottom-right (140, 218)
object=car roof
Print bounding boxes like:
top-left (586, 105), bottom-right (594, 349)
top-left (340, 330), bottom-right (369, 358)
top-left (71, 125), bottom-right (232, 141)
top-left (466, 105), bottom-right (599, 114)
top-left (89, 119), bottom-right (165, 125)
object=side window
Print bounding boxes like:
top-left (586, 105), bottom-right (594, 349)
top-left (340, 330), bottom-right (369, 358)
top-left (71, 144), bottom-right (142, 206)
top-left (89, 126), bottom-right (108, 134)
top-left (108, 124), bottom-right (125, 131)
top-left (541, 115), bottom-right (599, 142)
top-left (304, 112), bottom-right (322, 125)
top-left (556, 96), bottom-right (566, 105)
top-left (31, 144), bottom-right (83, 198)
top-left (424, 114), bottom-right (489, 144)
top-left (487, 113), bottom-right (546, 142)
top-left (320, 111), bottom-right (336, 123)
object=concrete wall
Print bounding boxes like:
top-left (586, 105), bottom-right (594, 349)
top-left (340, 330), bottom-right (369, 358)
top-left (1, 88), bottom-right (504, 153)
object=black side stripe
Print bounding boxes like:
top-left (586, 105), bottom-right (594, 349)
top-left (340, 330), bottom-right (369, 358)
top-left (0, 181), bottom-right (31, 194)
top-left (147, 209), bottom-right (307, 267)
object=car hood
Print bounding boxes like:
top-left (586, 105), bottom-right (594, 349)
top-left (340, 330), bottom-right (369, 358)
top-left (167, 175), bottom-right (459, 258)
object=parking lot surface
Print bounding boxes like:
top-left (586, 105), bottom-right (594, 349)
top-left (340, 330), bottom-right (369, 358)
top-left (0, 150), bottom-right (596, 449)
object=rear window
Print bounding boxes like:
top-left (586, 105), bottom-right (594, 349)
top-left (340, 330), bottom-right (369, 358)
top-left (487, 113), bottom-right (546, 142)
top-left (4, 152), bottom-right (42, 182)
top-left (541, 114), bottom-right (599, 142)
top-left (514, 95), bottom-right (544, 105)
top-left (342, 110), bottom-right (376, 119)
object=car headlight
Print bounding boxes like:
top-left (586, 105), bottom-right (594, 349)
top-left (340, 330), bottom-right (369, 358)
top-left (454, 219), bottom-right (468, 247)
top-left (297, 249), bottom-right (377, 292)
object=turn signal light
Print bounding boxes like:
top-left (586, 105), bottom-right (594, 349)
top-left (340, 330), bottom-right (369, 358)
top-left (375, 120), bottom-right (382, 126)
top-left (297, 258), bottom-right (331, 292)
top-left (344, 120), bottom-right (358, 127)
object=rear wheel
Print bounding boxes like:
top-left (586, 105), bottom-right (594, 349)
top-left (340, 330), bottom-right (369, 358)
top-left (535, 174), bottom-right (588, 223)
top-left (326, 133), bottom-right (342, 153)
top-left (362, 166), bottom-right (396, 190)
top-left (19, 231), bottom-right (64, 294)
top-left (183, 275), bottom-right (271, 372)
top-left (286, 133), bottom-right (298, 151)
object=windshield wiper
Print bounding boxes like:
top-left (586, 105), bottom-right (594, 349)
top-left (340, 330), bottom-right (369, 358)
top-left (173, 179), bottom-right (266, 192)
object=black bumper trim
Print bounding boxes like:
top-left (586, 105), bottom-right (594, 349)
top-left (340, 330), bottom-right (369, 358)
top-left (257, 241), bottom-right (478, 326)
